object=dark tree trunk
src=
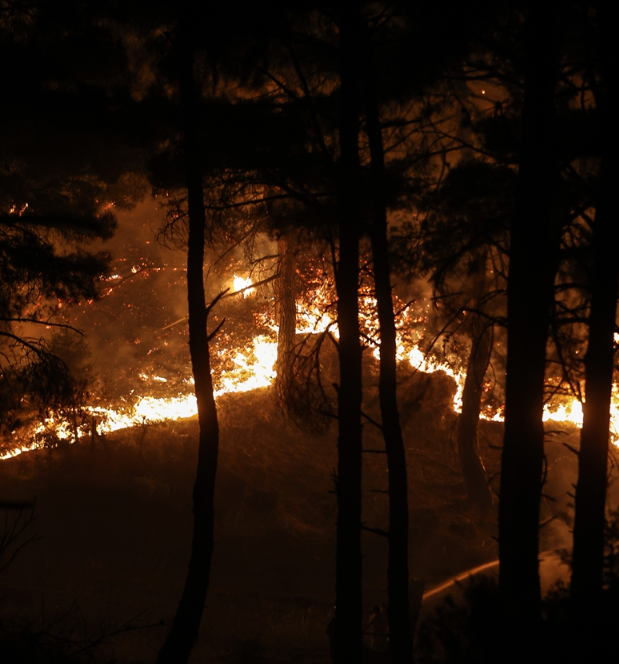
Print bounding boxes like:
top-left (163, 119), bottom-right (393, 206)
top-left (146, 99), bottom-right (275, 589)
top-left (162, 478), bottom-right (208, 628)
top-left (458, 319), bottom-right (494, 515)
top-left (155, 27), bottom-right (220, 664)
top-left (498, 0), bottom-right (562, 643)
top-left (333, 4), bottom-right (363, 662)
top-left (275, 235), bottom-right (297, 403)
top-left (359, 18), bottom-right (413, 664)
top-left (571, 157), bottom-right (619, 609)
top-left (571, 7), bottom-right (619, 609)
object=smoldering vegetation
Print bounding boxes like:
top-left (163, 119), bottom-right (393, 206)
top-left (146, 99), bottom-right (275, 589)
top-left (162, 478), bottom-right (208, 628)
top-left (0, 373), bottom-right (586, 663)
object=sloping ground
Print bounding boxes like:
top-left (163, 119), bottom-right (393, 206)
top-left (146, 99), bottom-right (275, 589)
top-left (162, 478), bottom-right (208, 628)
top-left (0, 377), bottom-right (579, 662)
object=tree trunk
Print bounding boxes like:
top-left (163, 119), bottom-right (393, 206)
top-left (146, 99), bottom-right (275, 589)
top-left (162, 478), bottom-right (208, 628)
top-left (155, 25), bottom-right (220, 664)
top-left (498, 0), bottom-right (562, 645)
top-left (333, 4), bottom-right (363, 662)
top-left (458, 319), bottom-right (494, 515)
top-left (359, 17), bottom-right (413, 664)
top-left (571, 158), bottom-right (619, 609)
top-left (571, 6), bottom-right (619, 610)
top-left (275, 235), bottom-right (297, 404)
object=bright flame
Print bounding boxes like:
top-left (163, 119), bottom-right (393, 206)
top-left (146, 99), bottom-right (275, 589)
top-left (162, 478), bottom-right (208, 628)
top-left (8, 335), bottom-right (280, 458)
top-left (7, 278), bottom-right (619, 459)
top-left (543, 400), bottom-right (583, 427)
top-left (232, 275), bottom-right (255, 298)
top-left (215, 335), bottom-right (277, 396)
top-left (406, 346), bottom-right (466, 413)
top-left (542, 385), bottom-right (619, 444)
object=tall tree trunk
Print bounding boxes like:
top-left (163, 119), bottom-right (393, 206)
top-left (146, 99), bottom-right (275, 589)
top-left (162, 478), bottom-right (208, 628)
top-left (156, 26), bottom-right (220, 664)
top-left (571, 157), bottom-right (619, 609)
top-left (498, 0), bottom-right (562, 644)
top-left (334, 4), bottom-right (363, 662)
top-left (359, 17), bottom-right (413, 664)
top-left (571, 5), bottom-right (619, 610)
top-left (458, 319), bottom-right (494, 515)
top-left (275, 235), bottom-right (297, 404)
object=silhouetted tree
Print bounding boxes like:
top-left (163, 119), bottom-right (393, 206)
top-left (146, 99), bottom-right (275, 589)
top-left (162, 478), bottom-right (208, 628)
top-left (498, 0), bottom-right (564, 648)
top-left (333, 4), bottom-right (364, 661)
top-left (274, 235), bottom-right (297, 403)
top-left (358, 9), bottom-right (413, 662)
top-left (458, 316), bottom-right (494, 515)
top-left (155, 7), bottom-right (222, 663)
top-left (571, 0), bottom-right (619, 613)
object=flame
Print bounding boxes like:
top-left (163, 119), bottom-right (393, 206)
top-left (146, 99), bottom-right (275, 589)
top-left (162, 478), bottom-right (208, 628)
top-left (543, 400), bottom-right (583, 427)
top-left (296, 306), bottom-right (335, 335)
top-left (4, 335), bottom-right (280, 458)
top-left (405, 346), bottom-right (466, 413)
top-left (215, 335), bottom-right (277, 396)
top-left (296, 288), bottom-right (337, 335)
top-left (6, 279), bottom-right (619, 459)
top-left (543, 385), bottom-right (619, 444)
top-left (232, 275), bottom-right (255, 297)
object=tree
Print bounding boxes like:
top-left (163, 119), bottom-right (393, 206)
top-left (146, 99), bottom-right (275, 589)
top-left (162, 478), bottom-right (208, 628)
top-left (358, 9), bottom-right (413, 661)
top-left (571, 0), bottom-right (619, 613)
top-left (457, 315), bottom-right (494, 515)
top-left (333, 4), bottom-right (364, 661)
top-left (498, 0), bottom-right (564, 646)
top-left (274, 234), bottom-right (297, 404)
top-left (154, 7), bottom-right (224, 663)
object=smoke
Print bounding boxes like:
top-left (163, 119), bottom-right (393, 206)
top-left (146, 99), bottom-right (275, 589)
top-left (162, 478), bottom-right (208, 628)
top-left (57, 196), bottom-right (280, 407)
top-left (56, 197), bottom-right (190, 402)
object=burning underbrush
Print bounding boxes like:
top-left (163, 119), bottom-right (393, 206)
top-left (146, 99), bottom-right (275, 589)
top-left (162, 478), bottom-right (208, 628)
top-left (0, 263), bottom-right (595, 464)
top-left (0, 198), bottom-right (608, 463)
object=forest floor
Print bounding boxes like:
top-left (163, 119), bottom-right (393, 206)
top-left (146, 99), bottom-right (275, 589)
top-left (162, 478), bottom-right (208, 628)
top-left (0, 371), bottom-right (581, 663)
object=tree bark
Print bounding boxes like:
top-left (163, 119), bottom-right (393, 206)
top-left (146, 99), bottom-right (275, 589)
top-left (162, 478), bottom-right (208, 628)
top-left (458, 319), bottom-right (494, 515)
top-left (275, 235), bottom-right (297, 404)
top-left (155, 24), bottom-right (220, 664)
top-left (571, 5), bottom-right (619, 610)
top-left (571, 158), bottom-right (619, 609)
top-left (333, 3), bottom-right (364, 662)
top-left (359, 17), bottom-right (413, 664)
top-left (498, 0), bottom-right (562, 644)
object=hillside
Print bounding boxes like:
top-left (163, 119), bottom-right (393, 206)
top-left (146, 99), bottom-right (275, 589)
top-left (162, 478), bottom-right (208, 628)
top-left (0, 377), bottom-right (579, 662)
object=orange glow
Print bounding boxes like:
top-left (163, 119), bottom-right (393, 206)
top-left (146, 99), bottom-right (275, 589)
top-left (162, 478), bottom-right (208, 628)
top-left (232, 275), bottom-right (255, 297)
top-left (6, 279), bottom-right (619, 458)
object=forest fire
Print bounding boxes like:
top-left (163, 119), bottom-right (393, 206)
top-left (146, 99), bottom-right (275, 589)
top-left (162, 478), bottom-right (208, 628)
top-left (4, 271), bottom-right (616, 461)
top-left (1, 336), bottom-right (280, 459)
top-left (3, 5), bottom-right (619, 662)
